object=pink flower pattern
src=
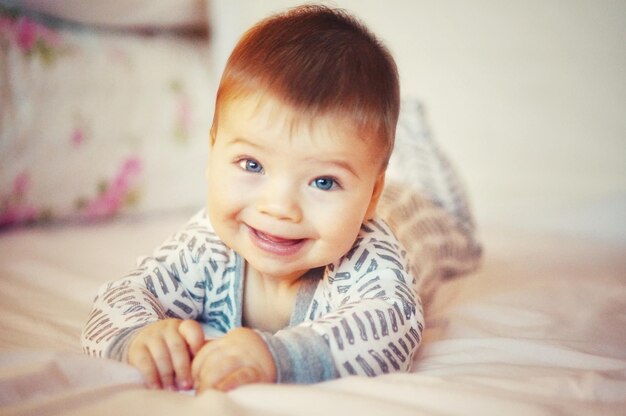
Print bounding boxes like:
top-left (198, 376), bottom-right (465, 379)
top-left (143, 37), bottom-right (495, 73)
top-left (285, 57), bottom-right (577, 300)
top-left (82, 157), bottom-right (143, 220)
top-left (170, 80), bottom-right (193, 142)
top-left (0, 172), bottom-right (40, 227)
top-left (71, 127), bottom-right (86, 148)
top-left (0, 10), bottom-right (201, 228)
top-left (176, 95), bottom-right (192, 141)
top-left (0, 14), bottom-right (61, 63)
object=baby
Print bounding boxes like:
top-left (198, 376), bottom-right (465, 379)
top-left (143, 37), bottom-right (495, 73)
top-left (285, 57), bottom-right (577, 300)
top-left (81, 4), bottom-right (423, 393)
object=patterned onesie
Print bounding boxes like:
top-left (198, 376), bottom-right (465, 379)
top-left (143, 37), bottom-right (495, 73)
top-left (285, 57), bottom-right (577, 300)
top-left (81, 209), bottom-right (424, 383)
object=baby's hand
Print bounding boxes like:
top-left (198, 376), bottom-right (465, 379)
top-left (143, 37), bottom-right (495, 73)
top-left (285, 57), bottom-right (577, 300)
top-left (192, 327), bottom-right (276, 393)
top-left (128, 319), bottom-right (204, 391)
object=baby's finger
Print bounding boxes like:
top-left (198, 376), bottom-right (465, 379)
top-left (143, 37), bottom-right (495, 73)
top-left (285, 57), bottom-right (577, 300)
top-left (195, 354), bottom-right (241, 394)
top-left (129, 344), bottom-right (161, 389)
top-left (165, 334), bottom-right (193, 390)
top-left (146, 338), bottom-right (176, 391)
top-left (178, 319), bottom-right (205, 356)
top-left (213, 366), bottom-right (261, 392)
top-left (190, 340), bottom-right (220, 382)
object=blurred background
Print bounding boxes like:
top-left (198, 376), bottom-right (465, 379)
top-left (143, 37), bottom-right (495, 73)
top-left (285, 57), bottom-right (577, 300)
top-left (1, 0), bottom-right (625, 242)
top-left (212, 0), bottom-right (626, 243)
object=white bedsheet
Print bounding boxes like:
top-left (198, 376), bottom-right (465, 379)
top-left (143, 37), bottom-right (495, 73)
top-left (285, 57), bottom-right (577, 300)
top-left (1, 211), bottom-right (625, 415)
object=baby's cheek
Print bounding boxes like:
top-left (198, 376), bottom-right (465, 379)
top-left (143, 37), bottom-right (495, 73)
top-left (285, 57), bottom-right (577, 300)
top-left (317, 215), bottom-right (363, 255)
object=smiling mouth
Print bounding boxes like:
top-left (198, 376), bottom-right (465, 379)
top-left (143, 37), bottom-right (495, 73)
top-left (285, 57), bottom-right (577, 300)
top-left (248, 226), bottom-right (306, 256)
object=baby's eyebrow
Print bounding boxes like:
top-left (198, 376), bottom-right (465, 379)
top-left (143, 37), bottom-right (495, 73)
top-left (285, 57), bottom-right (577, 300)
top-left (228, 137), bottom-right (263, 149)
top-left (308, 157), bottom-right (360, 179)
top-left (227, 136), bottom-right (360, 178)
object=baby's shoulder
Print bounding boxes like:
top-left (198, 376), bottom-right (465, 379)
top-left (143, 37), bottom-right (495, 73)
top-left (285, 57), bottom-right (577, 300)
top-left (318, 217), bottom-right (413, 301)
top-left (330, 217), bottom-right (409, 275)
top-left (356, 217), bottom-right (406, 259)
top-left (157, 209), bottom-right (235, 264)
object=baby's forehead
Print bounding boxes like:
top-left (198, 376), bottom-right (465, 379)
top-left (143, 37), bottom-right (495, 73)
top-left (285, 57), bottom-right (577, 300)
top-left (222, 92), bottom-right (381, 145)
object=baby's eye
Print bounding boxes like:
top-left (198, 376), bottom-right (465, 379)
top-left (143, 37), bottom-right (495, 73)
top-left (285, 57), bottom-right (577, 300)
top-left (238, 158), bottom-right (264, 173)
top-left (311, 177), bottom-right (338, 191)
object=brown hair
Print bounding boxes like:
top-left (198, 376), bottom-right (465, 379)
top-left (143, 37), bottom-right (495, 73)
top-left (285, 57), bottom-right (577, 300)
top-left (212, 4), bottom-right (400, 166)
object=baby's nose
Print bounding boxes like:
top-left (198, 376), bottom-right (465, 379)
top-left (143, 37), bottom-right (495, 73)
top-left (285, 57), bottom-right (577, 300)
top-left (255, 180), bottom-right (302, 222)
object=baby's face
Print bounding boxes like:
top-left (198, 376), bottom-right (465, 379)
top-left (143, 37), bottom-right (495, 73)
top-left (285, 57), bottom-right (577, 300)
top-left (206, 93), bottom-right (385, 282)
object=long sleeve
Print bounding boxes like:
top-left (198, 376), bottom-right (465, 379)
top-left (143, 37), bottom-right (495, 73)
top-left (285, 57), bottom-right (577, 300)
top-left (82, 212), bottom-right (423, 383)
top-left (81, 210), bottom-right (240, 360)
top-left (261, 218), bottom-right (424, 382)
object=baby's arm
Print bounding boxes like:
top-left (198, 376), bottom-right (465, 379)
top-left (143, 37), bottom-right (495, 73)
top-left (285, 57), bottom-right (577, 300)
top-left (127, 318), bottom-right (205, 390)
top-left (191, 327), bottom-right (276, 392)
top-left (260, 219), bottom-right (424, 382)
top-left (81, 211), bottom-right (215, 388)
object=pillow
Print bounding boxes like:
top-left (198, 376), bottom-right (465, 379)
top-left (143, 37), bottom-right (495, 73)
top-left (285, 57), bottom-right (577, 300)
top-left (2, 0), bottom-right (207, 31)
top-left (380, 98), bottom-right (482, 302)
top-left (0, 11), bottom-right (214, 227)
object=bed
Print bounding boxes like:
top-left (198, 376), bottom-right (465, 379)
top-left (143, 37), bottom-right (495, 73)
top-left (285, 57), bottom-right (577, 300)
top-left (1, 1), bottom-right (625, 415)
top-left (1, 211), bottom-right (625, 415)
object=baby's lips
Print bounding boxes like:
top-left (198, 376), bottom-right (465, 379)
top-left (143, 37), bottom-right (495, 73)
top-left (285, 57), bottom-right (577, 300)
top-left (254, 228), bottom-right (303, 245)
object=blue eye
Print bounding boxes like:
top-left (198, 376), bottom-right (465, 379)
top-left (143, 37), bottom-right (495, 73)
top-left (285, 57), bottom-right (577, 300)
top-left (239, 158), bottom-right (263, 173)
top-left (311, 177), bottom-right (337, 191)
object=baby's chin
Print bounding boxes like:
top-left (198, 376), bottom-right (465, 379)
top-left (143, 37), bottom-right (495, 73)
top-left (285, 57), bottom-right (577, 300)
top-left (244, 253), bottom-right (326, 282)
top-left (249, 257), bottom-right (304, 276)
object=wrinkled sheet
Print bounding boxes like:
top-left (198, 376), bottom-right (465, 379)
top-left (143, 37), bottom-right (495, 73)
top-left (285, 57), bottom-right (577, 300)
top-left (1, 212), bottom-right (625, 415)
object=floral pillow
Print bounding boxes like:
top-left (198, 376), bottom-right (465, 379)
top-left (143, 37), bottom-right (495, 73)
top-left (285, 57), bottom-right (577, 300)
top-left (0, 6), bottom-right (480, 288)
top-left (0, 10), bottom-right (215, 227)
top-left (13, 0), bottom-right (207, 30)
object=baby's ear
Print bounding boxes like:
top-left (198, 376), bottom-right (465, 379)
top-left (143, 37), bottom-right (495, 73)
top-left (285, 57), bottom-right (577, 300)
top-left (365, 173), bottom-right (385, 220)
top-left (209, 124), bottom-right (217, 146)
